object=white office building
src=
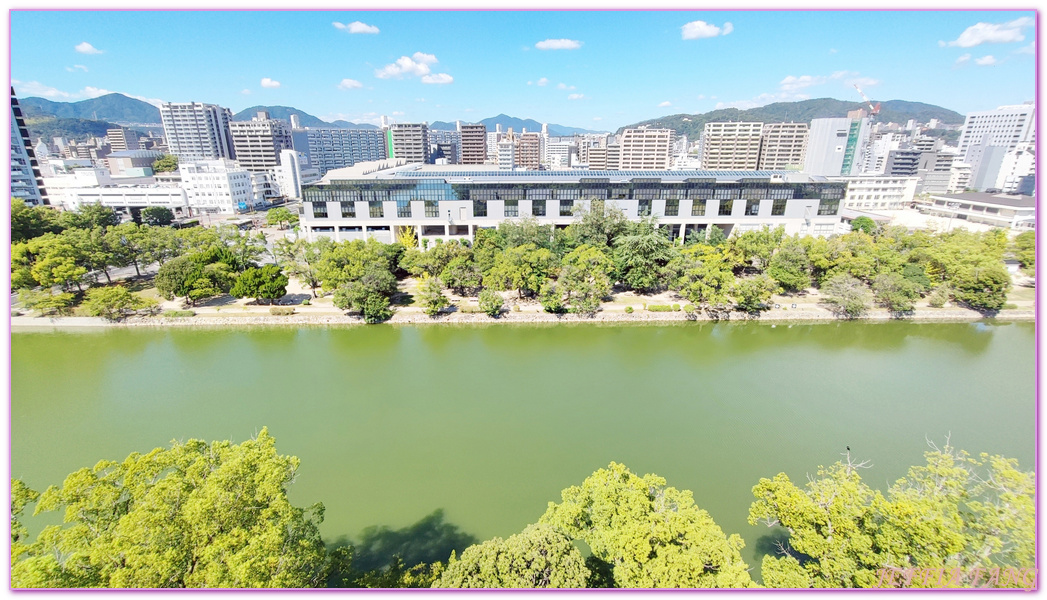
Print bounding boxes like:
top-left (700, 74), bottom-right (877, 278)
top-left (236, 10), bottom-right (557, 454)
top-left (179, 160), bottom-right (259, 214)
top-left (833, 176), bottom-right (919, 211)
top-left (619, 128), bottom-right (674, 170)
top-left (160, 102), bottom-right (236, 161)
top-left (957, 103), bottom-right (1035, 163)
top-left (229, 112), bottom-right (293, 171)
top-left (268, 149), bottom-right (320, 200)
top-left (804, 117), bottom-right (872, 177)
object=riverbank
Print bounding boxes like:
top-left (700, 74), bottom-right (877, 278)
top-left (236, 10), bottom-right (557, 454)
top-left (10, 304), bottom-right (1035, 329)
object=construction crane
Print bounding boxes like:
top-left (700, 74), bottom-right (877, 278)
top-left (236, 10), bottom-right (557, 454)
top-left (853, 84), bottom-right (880, 119)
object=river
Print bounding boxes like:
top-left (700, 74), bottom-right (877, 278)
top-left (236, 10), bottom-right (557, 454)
top-left (11, 321), bottom-right (1035, 573)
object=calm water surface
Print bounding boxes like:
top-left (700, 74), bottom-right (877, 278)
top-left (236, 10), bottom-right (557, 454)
top-left (11, 321), bottom-right (1035, 570)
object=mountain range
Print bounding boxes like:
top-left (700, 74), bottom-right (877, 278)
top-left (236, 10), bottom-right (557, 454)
top-left (618, 98), bottom-right (965, 139)
top-left (20, 93), bottom-right (162, 124)
top-left (430, 114), bottom-right (604, 137)
top-left (232, 106), bottom-right (377, 129)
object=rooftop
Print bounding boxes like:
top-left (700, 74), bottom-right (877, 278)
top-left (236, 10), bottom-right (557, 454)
top-left (929, 192), bottom-right (1035, 208)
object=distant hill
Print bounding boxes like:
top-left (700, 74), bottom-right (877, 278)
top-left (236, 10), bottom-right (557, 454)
top-left (20, 93), bottom-right (161, 124)
top-left (233, 105), bottom-right (378, 129)
top-left (618, 98), bottom-right (964, 139)
top-left (24, 116), bottom-right (151, 143)
top-left (430, 114), bottom-right (605, 137)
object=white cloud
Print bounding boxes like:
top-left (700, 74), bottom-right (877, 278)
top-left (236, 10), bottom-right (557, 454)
top-left (79, 86), bottom-right (115, 98)
top-left (75, 42), bottom-right (103, 54)
top-left (421, 73), bottom-right (453, 85)
top-left (697, 94), bottom-right (705, 100)
top-left (955, 53), bottom-right (972, 65)
top-left (829, 48), bottom-right (838, 54)
top-left (536, 77), bottom-right (549, 86)
top-left (681, 20), bottom-right (732, 40)
top-left (338, 78), bottom-right (363, 90)
top-left (779, 74), bottom-right (827, 92)
top-left (375, 53), bottom-right (440, 79)
top-left (658, 101), bottom-right (672, 107)
top-left (975, 55), bottom-right (998, 66)
top-left (557, 82), bottom-right (576, 90)
top-left (333, 20), bottom-right (379, 34)
top-left (241, 89), bottom-right (251, 95)
top-left (321, 111), bottom-right (381, 125)
top-left (715, 91), bottom-right (811, 110)
top-left (1015, 43), bottom-right (1034, 54)
top-left (593, 117), bottom-right (603, 121)
top-left (260, 78), bottom-right (281, 88)
top-left (464, 108), bottom-right (475, 113)
top-left (567, 93), bottom-right (584, 100)
top-left (12, 80), bottom-right (71, 98)
top-left (846, 77), bottom-right (880, 87)
top-left (535, 38), bottom-right (582, 50)
top-left (392, 111), bottom-right (405, 116)
top-left (65, 64), bottom-right (88, 72)
top-left (945, 17), bottom-right (1032, 47)
top-left (527, 81), bottom-right (532, 85)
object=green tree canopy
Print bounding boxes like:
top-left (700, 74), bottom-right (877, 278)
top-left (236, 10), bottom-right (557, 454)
top-left (80, 285), bottom-right (155, 320)
top-left (59, 203), bottom-right (121, 231)
top-left (151, 154), bottom-right (178, 173)
top-left (766, 237), bottom-right (812, 293)
top-left (566, 200), bottom-right (629, 250)
top-left (821, 273), bottom-right (870, 318)
top-left (266, 207), bottom-right (298, 230)
top-left (486, 243), bottom-right (554, 298)
top-left (141, 206), bottom-right (175, 227)
top-left (478, 289), bottom-right (503, 317)
top-left (1012, 231), bottom-right (1034, 270)
top-left (733, 274), bottom-right (780, 313)
top-left (230, 265), bottom-right (289, 304)
top-left (612, 218), bottom-right (677, 293)
top-left (12, 429), bottom-right (328, 588)
top-left (11, 199), bottom-right (63, 243)
top-left (419, 275), bottom-right (449, 317)
top-left (540, 462), bottom-right (754, 588)
top-left (559, 244), bottom-right (614, 315)
top-left (434, 524), bottom-right (588, 588)
top-left (850, 216), bottom-right (877, 234)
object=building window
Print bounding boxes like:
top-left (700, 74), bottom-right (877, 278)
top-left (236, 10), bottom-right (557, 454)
top-left (745, 199), bottom-right (761, 216)
top-left (369, 201), bottom-right (384, 218)
top-left (533, 200), bottom-right (546, 217)
top-left (425, 200), bottom-right (439, 218)
top-left (340, 201), bottom-right (355, 218)
top-left (397, 198), bottom-right (411, 218)
top-left (313, 202), bottom-right (328, 218)
top-left (474, 200), bottom-right (487, 218)
top-left (664, 199), bottom-right (679, 217)
top-left (817, 199), bottom-right (840, 216)
top-left (638, 199), bottom-right (652, 217)
top-left (771, 198), bottom-right (787, 216)
top-left (560, 199), bottom-right (574, 217)
top-left (692, 199), bottom-right (707, 216)
top-left (718, 200), bottom-right (734, 216)
top-left (505, 199), bottom-right (519, 217)
top-left (714, 188), bottom-right (739, 200)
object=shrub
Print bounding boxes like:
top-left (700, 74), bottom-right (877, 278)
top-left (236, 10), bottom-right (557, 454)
top-left (478, 289), bottom-right (503, 318)
top-left (624, 306), bottom-right (634, 314)
top-left (270, 307), bottom-right (295, 316)
top-left (927, 285), bottom-right (952, 308)
top-left (672, 304), bottom-right (681, 312)
top-left (1003, 303), bottom-right (1019, 310)
top-left (647, 304), bottom-right (673, 312)
top-left (512, 304), bottom-right (521, 312)
top-left (162, 310), bottom-right (195, 318)
top-left (301, 298), bottom-right (311, 306)
top-left (683, 304), bottom-right (696, 314)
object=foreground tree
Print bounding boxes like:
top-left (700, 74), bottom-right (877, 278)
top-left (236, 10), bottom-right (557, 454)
top-left (750, 442), bottom-right (1034, 589)
top-left (478, 289), bottom-right (503, 318)
top-left (11, 199), bottom-right (63, 243)
top-left (434, 524), bottom-right (588, 588)
top-left (266, 207), bottom-right (298, 230)
top-left (950, 260), bottom-right (1010, 312)
top-left (821, 273), bottom-right (870, 318)
top-left (733, 274), bottom-right (779, 313)
top-left (612, 219), bottom-right (677, 293)
top-left (672, 245), bottom-right (735, 317)
top-left (141, 206), bottom-right (175, 227)
top-left (540, 462), bottom-right (754, 588)
top-left (850, 216), bottom-right (877, 234)
top-left (230, 265), bottom-right (289, 305)
top-left (871, 271), bottom-right (922, 314)
top-left (558, 244), bottom-right (613, 315)
top-left (419, 275), bottom-right (450, 317)
top-left (332, 262), bottom-right (397, 323)
top-left (80, 286), bottom-right (155, 320)
top-left (12, 429), bottom-right (328, 588)
top-left (1012, 231), bottom-right (1034, 271)
top-left (486, 243), bottom-right (554, 298)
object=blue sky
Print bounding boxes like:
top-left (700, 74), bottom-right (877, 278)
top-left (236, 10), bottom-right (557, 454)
top-left (10, 10), bottom-right (1036, 130)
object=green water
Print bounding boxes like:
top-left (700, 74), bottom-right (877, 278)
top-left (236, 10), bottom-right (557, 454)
top-left (11, 321), bottom-right (1036, 571)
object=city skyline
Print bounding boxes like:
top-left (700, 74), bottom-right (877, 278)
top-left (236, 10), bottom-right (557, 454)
top-left (11, 10), bottom-right (1036, 130)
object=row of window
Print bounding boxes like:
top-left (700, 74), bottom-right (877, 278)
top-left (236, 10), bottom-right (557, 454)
top-left (312, 197), bottom-right (840, 219)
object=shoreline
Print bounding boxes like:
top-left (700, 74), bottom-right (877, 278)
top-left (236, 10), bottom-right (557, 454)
top-left (10, 306), bottom-right (1035, 329)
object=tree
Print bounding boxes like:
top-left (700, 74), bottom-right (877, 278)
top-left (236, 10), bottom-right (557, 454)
top-left (706, 224), bottom-right (727, 247)
top-left (274, 237), bottom-right (330, 298)
top-left (559, 244), bottom-right (613, 315)
top-left (478, 289), bottom-right (503, 318)
top-left (267, 207), bottom-right (298, 230)
top-left (332, 262), bottom-right (397, 323)
top-left (498, 217), bottom-right (555, 250)
top-left (821, 273), bottom-right (870, 318)
top-left (26, 233), bottom-right (88, 291)
top-left (950, 260), bottom-right (1010, 312)
top-left (141, 206), bottom-right (175, 227)
top-left (567, 200), bottom-right (629, 250)
top-left (749, 443), bottom-right (1034, 589)
top-left (80, 285), bottom-right (153, 320)
top-left (230, 265), bottom-right (289, 305)
top-left (139, 225), bottom-right (182, 267)
top-left (62, 226), bottom-right (121, 284)
top-left (850, 216), bottom-right (877, 234)
top-left (434, 524), bottom-right (588, 588)
top-left (440, 256), bottom-right (482, 296)
top-left (419, 275), bottom-right (449, 317)
top-left (1009, 230), bottom-right (1034, 270)
top-left (400, 241), bottom-right (470, 278)
top-left (105, 222), bottom-right (148, 277)
top-left (732, 225), bottom-right (785, 270)
top-left (58, 203), bottom-right (121, 231)
top-left (155, 255), bottom-right (205, 305)
top-left (540, 462), bottom-right (754, 588)
top-left (538, 280), bottom-right (566, 314)
top-left (871, 271), bottom-right (922, 314)
top-left (672, 245), bottom-right (735, 316)
top-left (766, 238), bottom-right (812, 293)
top-left (12, 429), bottom-right (328, 588)
top-left (17, 289), bottom-right (76, 316)
top-left (219, 226), bottom-right (268, 272)
top-left (733, 274), bottom-right (779, 313)
top-left (11, 199), bottom-right (63, 243)
top-left (612, 218), bottom-right (677, 293)
top-left (486, 243), bottom-right (554, 298)
top-left (151, 154), bottom-right (178, 173)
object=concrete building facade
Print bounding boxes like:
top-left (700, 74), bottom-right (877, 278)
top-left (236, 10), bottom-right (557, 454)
top-left (290, 127), bottom-right (387, 176)
top-left (160, 102), bottom-right (236, 161)
top-left (834, 176), bottom-right (919, 210)
top-left (804, 117), bottom-right (872, 177)
top-left (389, 123), bottom-right (430, 163)
top-left (178, 159), bottom-right (259, 214)
top-left (757, 122), bottom-right (808, 171)
top-left (229, 112), bottom-right (293, 171)
top-left (106, 127), bottom-right (141, 152)
top-left (701, 122), bottom-right (762, 170)
top-left (618, 128), bottom-right (674, 170)
top-left (457, 122), bottom-right (487, 165)
top-left (10, 88), bottom-right (48, 205)
top-left (957, 103), bottom-right (1035, 163)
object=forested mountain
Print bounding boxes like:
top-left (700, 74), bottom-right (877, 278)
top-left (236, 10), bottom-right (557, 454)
top-left (20, 93), bottom-right (161, 124)
top-left (618, 98), bottom-right (964, 138)
top-left (430, 114), bottom-right (605, 137)
top-left (24, 117), bottom-right (152, 144)
top-left (231, 105), bottom-right (378, 128)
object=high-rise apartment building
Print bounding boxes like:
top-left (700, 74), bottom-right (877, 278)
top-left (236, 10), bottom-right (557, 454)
top-left (160, 102), bottom-right (235, 161)
top-left (229, 111), bottom-right (293, 171)
top-left (290, 128), bottom-right (387, 176)
top-left (804, 117), bottom-right (871, 177)
top-left (701, 122), bottom-right (762, 170)
top-left (757, 123), bottom-right (808, 170)
top-left (585, 147), bottom-right (609, 170)
top-left (107, 127), bottom-right (141, 152)
top-left (957, 103), bottom-right (1035, 163)
top-left (389, 123), bottom-right (430, 163)
top-left (10, 88), bottom-right (48, 205)
top-left (517, 132), bottom-right (542, 170)
top-left (618, 128), bottom-right (674, 170)
top-left (605, 144), bottom-right (621, 171)
top-left (457, 122), bottom-right (487, 165)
